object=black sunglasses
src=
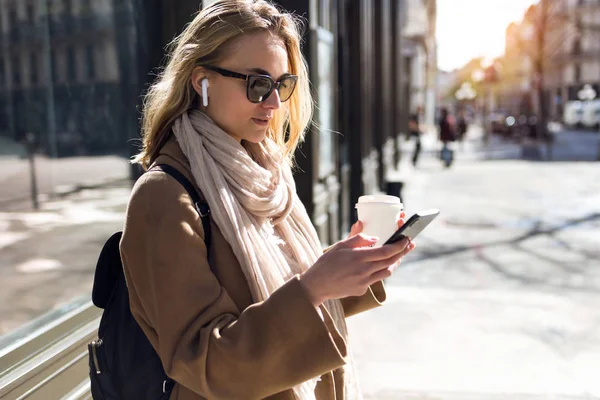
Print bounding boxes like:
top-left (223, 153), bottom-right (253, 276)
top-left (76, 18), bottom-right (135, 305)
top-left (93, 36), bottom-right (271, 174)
top-left (203, 65), bottom-right (298, 103)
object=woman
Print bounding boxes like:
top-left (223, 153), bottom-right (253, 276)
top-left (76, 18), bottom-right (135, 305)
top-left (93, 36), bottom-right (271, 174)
top-left (438, 107), bottom-right (455, 167)
top-left (121, 1), bottom-right (415, 399)
top-left (408, 106), bottom-right (423, 166)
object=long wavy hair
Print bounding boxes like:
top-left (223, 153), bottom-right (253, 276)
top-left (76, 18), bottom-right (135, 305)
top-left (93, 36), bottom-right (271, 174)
top-left (132, 0), bottom-right (312, 169)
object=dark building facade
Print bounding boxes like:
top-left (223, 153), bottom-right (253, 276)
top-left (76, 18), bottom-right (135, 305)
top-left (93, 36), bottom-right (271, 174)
top-left (275, 0), bottom-right (411, 245)
top-left (0, 0), bottom-right (133, 156)
top-left (0, 0), bottom-right (416, 246)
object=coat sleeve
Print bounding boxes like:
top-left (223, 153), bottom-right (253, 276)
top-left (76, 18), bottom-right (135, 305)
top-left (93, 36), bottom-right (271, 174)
top-left (322, 244), bottom-right (387, 318)
top-left (120, 172), bottom-right (347, 399)
top-left (339, 281), bottom-right (386, 318)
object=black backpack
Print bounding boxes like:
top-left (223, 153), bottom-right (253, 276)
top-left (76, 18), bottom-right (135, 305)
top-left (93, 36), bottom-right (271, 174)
top-left (88, 164), bottom-right (211, 400)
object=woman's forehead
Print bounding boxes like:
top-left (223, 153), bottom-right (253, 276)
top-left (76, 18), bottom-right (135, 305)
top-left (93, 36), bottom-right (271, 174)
top-left (222, 31), bottom-right (289, 77)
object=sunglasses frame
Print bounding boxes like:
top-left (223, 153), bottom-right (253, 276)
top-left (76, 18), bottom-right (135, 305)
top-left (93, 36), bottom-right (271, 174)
top-left (202, 65), bottom-right (298, 103)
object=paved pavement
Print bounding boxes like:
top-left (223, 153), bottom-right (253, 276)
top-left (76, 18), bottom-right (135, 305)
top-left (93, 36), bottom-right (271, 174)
top-left (0, 154), bottom-right (130, 211)
top-left (1, 126), bottom-right (599, 399)
top-left (350, 127), bottom-right (600, 399)
top-left (0, 183), bottom-right (131, 335)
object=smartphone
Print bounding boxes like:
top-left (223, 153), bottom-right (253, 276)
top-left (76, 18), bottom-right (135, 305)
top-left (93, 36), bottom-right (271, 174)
top-left (383, 208), bottom-right (440, 245)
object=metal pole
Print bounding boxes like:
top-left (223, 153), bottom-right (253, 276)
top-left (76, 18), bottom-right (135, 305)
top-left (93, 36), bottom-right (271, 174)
top-left (26, 133), bottom-right (39, 210)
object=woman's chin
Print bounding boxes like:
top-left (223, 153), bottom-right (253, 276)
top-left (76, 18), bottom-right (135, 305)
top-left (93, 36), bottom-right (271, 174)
top-left (245, 129), bottom-right (268, 144)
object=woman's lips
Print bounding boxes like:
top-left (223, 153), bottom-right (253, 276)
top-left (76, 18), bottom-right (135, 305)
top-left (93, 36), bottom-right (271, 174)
top-left (252, 118), bottom-right (269, 126)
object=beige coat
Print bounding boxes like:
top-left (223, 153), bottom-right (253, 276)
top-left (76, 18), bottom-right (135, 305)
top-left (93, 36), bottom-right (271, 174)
top-left (120, 137), bottom-right (386, 400)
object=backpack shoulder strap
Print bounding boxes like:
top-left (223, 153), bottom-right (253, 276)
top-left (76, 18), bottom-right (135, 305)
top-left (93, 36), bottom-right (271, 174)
top-left (150, 164), bottom-right (212, 257)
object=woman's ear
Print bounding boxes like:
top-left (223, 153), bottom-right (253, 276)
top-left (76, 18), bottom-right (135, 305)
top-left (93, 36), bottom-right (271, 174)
top-left (191, 66), bottom-right (208, 102)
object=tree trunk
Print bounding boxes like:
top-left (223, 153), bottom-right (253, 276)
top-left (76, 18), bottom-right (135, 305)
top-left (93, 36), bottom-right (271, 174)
top-left (536, 0), bottom-right (550, 159)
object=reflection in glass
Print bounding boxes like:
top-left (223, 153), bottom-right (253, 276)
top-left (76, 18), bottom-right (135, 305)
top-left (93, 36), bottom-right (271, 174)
top-left (0, 0), bottom-right (140, 338)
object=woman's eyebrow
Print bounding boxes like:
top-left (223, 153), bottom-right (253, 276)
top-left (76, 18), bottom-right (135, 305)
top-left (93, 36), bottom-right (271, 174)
top-left (247, 67), bottom-right (291, 79)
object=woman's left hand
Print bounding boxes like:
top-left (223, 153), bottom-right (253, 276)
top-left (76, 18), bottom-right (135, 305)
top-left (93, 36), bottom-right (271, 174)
top-left (348, 211), bottom-right (416, 272)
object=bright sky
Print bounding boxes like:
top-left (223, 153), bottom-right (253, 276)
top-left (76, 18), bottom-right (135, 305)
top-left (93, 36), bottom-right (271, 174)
top-left (436, 0), bottom-right (539, 71)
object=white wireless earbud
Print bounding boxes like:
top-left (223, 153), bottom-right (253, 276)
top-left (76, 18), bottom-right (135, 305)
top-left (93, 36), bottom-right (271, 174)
top-left (201, 78), bottom-right (209, 107)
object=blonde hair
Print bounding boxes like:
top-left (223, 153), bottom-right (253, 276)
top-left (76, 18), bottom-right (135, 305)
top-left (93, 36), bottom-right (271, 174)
top-left (133, 0), bottom-right (313, 169)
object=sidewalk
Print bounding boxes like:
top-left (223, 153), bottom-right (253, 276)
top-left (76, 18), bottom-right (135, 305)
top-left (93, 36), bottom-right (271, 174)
top-left (350, 131), bottom-right (600, 399)
top-left (386, 124), bottom-right (522, 186)
top-left (0, 182), bottom-right (131, 335)
top-left (0, 154), bottom-right (131, 211)
top-left (401, 124), bottom-right (523, 160)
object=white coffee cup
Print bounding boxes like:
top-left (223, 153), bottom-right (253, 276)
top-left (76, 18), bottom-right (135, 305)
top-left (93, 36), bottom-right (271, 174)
top-left (355, 195), bottom-right (404, 247)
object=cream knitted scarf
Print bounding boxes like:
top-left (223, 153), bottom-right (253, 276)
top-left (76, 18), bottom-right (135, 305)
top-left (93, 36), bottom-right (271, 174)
top-left (172, 110), bottom-right (361, 399)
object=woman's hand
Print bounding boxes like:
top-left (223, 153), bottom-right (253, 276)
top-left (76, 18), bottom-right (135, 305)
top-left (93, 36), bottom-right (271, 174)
top-left (347, 211), bottom-right (407, 239)
top-left (350, 211), bottom-right (416, 274)
top-left (300, 213), bottom-right (416, 307)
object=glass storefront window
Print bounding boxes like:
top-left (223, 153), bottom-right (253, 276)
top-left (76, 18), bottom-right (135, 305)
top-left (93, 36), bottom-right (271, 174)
top-left (0, 0), bottom-right (142, 339)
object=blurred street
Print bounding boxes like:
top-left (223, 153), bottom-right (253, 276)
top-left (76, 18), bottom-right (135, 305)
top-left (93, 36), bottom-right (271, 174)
top-left (0, 183), bottom-right (130, 335)
top-left (401, 123), bottom-right (600, 163)
top-left (351, 127), bottom-right (600, 399)
top-left (0, 153), bottom-right (129, 211)
top-left (1, 127), bottom-right (599, 399)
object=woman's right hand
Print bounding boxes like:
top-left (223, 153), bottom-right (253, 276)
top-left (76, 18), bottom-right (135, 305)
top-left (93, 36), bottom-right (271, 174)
top-left (299, 234), bottom-right (414, 306)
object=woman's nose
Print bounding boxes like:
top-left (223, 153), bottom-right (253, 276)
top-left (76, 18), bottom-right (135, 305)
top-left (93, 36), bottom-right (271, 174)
top-left (262, 88), bottom-right (281, 110)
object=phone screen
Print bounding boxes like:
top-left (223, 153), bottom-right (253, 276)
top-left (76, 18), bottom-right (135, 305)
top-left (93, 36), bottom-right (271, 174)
top-left (384, 209), bottom-right (440, 245)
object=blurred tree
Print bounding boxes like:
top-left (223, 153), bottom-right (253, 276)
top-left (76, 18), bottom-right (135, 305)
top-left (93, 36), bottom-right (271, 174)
top-left (498, 0), bottom-right (600, 141)
top-left (493, 0), bottom-right (576, 158)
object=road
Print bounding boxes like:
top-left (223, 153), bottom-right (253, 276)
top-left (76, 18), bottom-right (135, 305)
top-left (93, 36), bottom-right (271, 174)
top-left (0, 183), bottom-right (131, 335)
top-left (0, 154), bottom-right (130, 211)
top-left (350, 128), bottom-right (600, 399)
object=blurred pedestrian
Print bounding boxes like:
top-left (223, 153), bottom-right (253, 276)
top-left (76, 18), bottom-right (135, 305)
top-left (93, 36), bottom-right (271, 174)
top-left (528, 115), bottom-right (538, 141)
top-left (408, 106), bottom-right (423, 166)
top-left (116, 1), bottom-right (416, 399)
top-left (439, 107), bottom-right (456, 167)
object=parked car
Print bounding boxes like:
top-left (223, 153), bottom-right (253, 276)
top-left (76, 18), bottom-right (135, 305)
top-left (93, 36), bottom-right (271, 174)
top-left (489, 111), bottom-right (516, 138)
top-left (582, 99), bottom-right (600, 130)
top-left (563, 100), bottom-right (584, 128)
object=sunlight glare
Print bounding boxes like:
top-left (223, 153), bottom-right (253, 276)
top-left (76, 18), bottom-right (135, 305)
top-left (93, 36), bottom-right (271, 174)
top-left (436, 0), bottom-right (539, 71)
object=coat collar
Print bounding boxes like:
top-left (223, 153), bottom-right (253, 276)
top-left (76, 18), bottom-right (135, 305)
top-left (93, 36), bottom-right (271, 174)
top-left (151, 134), bottom-right (199, 195)
top-left (156, 134), bottom-right (189, 168)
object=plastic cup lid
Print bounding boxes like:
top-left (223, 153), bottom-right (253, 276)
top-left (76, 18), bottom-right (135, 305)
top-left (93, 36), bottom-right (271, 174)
top-left (356, 195), bottom-right (402, 205)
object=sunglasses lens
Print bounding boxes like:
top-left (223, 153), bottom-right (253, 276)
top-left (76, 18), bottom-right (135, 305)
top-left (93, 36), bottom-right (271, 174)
top-left (248, 76), bottom-right (273, 103)
top-left (277, 76), bottom-right (297, 102)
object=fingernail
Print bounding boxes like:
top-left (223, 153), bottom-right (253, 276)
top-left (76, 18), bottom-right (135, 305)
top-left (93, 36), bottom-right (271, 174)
top-left (368, 236), bottom-right (379, 242)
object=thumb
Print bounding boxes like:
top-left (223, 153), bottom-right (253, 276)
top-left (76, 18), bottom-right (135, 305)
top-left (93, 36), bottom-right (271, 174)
top-left (349, 220), bottom-right (363, 237)
top-left (336, 233), bottom-right (379, 250)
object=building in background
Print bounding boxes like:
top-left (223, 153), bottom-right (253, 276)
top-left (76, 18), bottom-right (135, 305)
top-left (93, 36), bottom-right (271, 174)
top-left (402, 0), bottom-right (437, 127)
top-left (556, 0), bottom-right (600, 120)
top-left (0, 0), bottom-right (434, 246)
top-left (496, 0), bottom-right (600, 127)
top-left (0, 0), bottom-right (137, 156)
top-left (496, 15), bottom-right (537, 118)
